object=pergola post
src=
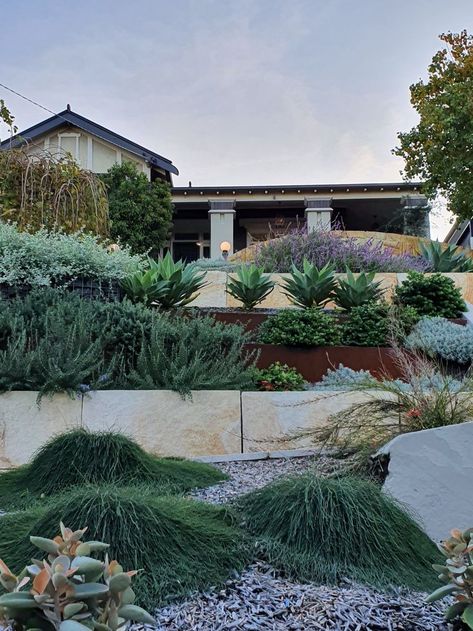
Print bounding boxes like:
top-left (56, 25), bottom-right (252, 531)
top-left (304, 197), bottom-right (333, 232)
top-left (208, 199), bottom-right (236, 258)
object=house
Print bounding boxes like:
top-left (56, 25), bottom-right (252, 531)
top-left (0, 106), bottom-right (178, 183)
top-left (2, 109), bottom-right (429, 260)
top-left (445, 220), bottom-right (473, 250)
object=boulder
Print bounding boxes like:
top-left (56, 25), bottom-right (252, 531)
top-left (379, 421), bottom-right (473, 541)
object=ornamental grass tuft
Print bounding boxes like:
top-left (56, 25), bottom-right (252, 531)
top-left (0, 485), bottom-right (249, 608)
top-left (0, 429), bottom-right (226, 509)
top-left (238, 473), bottom-right (440, 592)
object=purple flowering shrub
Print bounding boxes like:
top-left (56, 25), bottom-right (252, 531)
top-left (253, 229), bottom-right (430, 273)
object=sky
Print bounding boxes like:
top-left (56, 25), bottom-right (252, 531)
top-left (1, 0), bottom-right (472, 239)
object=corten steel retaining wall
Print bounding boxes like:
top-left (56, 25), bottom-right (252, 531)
top-left (0, 390), bottom-right (382, 468)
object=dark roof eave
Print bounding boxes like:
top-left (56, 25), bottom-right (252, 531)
top-left (172, 182), bottom-right (424, 195)
top-left (0, 109), bottom-right (179, 175)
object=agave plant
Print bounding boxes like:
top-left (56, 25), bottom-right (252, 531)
top-left (419, 240), bottom-right (473, 272)
top-left (0, 522), bottom-right (155, 631)
top-left (122, 252), bottom-right (207, 309)
top-left (280, 260), bottom-right (336, 308)
top-left (426, 527), bottom-right (473, 628)
top-left (226, 264), bottom-right (275, 310)
top-left (333, 269), bottom-right (384, 310)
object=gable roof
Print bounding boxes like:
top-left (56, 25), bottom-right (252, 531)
top-left (0, 108), bottom-right (179, 175)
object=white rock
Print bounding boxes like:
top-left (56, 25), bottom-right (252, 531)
top-left (379, 421), bottom-right (473, 541)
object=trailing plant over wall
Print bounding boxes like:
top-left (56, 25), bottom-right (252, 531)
top-left (0, 223), bottom-right (142, 288)
top-left (127, 315), bottom-right (256, 396)
top-left (394, 272), bottom-right (466, 318)
top-left (406, 317), bottom-right (473, 365)
top-left (259, 309), bottom-right (341, 347)
top-left (102, 162), bottom-right (173, 254)
top-left (0, 291), bottom-right (254, 397)
top-left (0, 147), bottom-right (109, 236)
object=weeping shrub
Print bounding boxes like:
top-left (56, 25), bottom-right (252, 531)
top-left (0, 429), bottom-right (226, 509)
top-left (0, 485), bottom-right (248, 608)
top-left (238, 474), bottom-right (440, 591)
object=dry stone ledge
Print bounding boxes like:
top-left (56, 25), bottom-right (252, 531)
top-left (379, 421), bottom-right (473, 541)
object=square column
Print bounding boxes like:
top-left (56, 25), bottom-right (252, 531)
top-left (304, 197), bottom-right (333, 232)
top-left (208, 199), bottom-right (236, 258)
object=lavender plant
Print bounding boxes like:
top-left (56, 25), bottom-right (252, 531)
top-left (253, 228), bottom-right (429, 273)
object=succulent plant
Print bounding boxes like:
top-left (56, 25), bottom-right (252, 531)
top-left (0, 522), bottom-right (155, 631)
top-left (419, 240), bottom-right (473, 272)
top-left (426, 527), bottom-right (473, 628)
top-left (280, 260), bottom-right (336, 309)
top-left (225, 264), bottom-right (275, 310)
top-left (333, 269), bottom-right (384, 311)
top-left (122, 252), bottom-right (207, 308)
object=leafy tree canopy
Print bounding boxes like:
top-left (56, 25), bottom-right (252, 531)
top-left (0, 99), bottom-right (17, 138)
top-left (102, 162), bottom-right (173, 255)
top-left (394, 31), bottom-right (473, 222)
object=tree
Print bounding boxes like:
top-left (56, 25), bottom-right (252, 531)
top-left (102, 162), bottom-right (173, 254)
top-left (394, 31), bottom-right (473, 221)
top-left (0, 99), bottom-right (17, 140)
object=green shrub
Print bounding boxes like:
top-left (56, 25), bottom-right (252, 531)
top-left (280, 260), bottom-right (336, 309)
top-left (103, 161), bottom-right (173, 255)
top-left (333, 270), bottom-right (384, 310)
top-left (0, 223), bottom-right (141, 288)
top-left (0, 291), bottom-right (253, 396)
top-left (225, 264), bottom-right (274, 309)
top-left (0, 485), bottom-right (248, 609)
top-left (394, 272), bottom-right (466, 318)
top-left (341, 303), bottom-right (419, 346)
top-left (238, 473), bottom-right (440, 591)
top-left (255, 362), bottom-right (306, 391)
top-left (259, 309), bottom-right (341, 347)
top-left (420, 240), bottom-right (473, 272)
top-left (127, 315), bottom-right (256, 396)
top-left (122, 253), bottom-right (207, 309)
top-left (0, 429), bottom-right (225, 509)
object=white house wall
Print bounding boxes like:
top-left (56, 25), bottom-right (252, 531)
top-left (25, 125), bottom-right (151, 178)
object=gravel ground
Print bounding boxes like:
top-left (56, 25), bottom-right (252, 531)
top-left (170, 455), bottom-right (448, 631)
top-left (191, 454), bottom-right (346, 504)
top-left (148, 561), bottom-right (448, 631)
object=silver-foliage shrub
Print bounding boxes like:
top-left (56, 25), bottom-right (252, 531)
top-left (0, 223), bottom-right (142, 287)
top-left (310, 364), bottom-right (376, 390)
top-left (406, 317), bottom-right (473, 364)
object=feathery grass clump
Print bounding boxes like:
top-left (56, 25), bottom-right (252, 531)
top-left (0, 429), bottom-right (226, 508)
top-left (238, 474), bottom-right (440, 591)
top-left (0, 485), bottom-right (249, 608)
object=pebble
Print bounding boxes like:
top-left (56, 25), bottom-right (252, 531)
top-left (137, 562), bottom-right (448, 630)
